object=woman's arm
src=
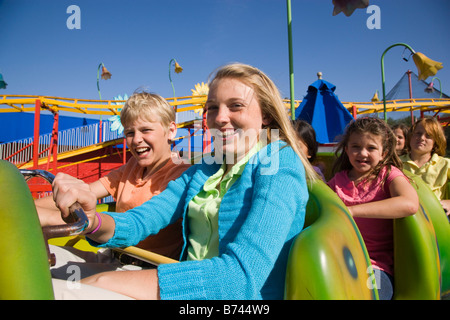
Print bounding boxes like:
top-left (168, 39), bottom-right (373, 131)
top-left (53, 165), bottom-right (195, 247)
top-left (348, 176), bottom-right (419, 219)
top-left (158, 146), bottom-right (308, 299)
top-left (71, 145), bottom-right (306, 300)
top-left (81, 269), bottom-right (160, 300)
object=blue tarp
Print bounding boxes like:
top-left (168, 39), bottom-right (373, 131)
top-left (295, 79), bottom-right (353, 144)
top-left (0, 113), bottom-right (100, 143)
top-left (0, 112), bottom-right (204, 154)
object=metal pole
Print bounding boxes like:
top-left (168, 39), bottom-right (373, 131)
top-left (33, 99), bottom-right (41, 169)
top-left (380, 43), bottom-right (415, 122)
top-left (407, 70), bottom-right (414, 125)
top-left (96, 63), bottom-right (103, 100)
top-left (169, 58), bottom-right (179, 115)
top-left (430, 77), bottom-right (443, 99)
top-left (52, 111), bottom-right (59, 172)
top-left (169, 59), bottom-right (176, 98)
top-left (286, 0), bottom-right (295, 120)
top-left (97, 63), bottom-right (104, 142)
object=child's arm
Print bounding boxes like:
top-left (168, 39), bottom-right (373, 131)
top-left (440, 199), bottom-right (450, 216)
top-left (35, 178), bottom-right (110, 226)
top-left (443, 167), bottom-right (450, 215)
top-left (348, 176), bottom-right (419, 219)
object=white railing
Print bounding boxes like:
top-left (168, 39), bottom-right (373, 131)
top-left (0, 110), bottom-right (209, 166)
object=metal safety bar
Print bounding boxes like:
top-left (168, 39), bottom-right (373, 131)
top-left (20, 169), bottom-right (89, 265)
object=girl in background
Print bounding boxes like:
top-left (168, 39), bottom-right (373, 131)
top-left (401, 117), bottom-right (450, 214)
top-left (391, 123), bottom-right (409, 156)
top-left (328, 117), bottom-right (418, 300)
top-left (294, 119), bottom-right (325, 181)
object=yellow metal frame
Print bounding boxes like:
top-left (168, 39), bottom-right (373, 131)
top-left (343, 98), bottom-right (450, 116)
top-left (0, 94), bottom-right (208, 115)
top-left (2, 94), bottom-right (449, 117)
top-left (48, 236), bottom-right (177, 266)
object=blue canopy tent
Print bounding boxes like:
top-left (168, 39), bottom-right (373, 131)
top-left (295, 78), bottom-right (353, 144)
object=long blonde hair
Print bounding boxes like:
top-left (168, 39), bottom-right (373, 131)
top-left (208, 63), bottom-right (317, 181)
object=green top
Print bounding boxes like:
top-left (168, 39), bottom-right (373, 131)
top-left (187, 142), bottom-right (262, 260)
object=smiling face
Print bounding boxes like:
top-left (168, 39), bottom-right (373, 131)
top-left (124, 117), bottom-right (176, 172)
top-left (345, 131), bottom-right (386, 181)
top-left (206, 78), bottom-right (269, 164)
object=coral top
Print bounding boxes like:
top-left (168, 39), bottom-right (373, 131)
top-left (99, 153), bottom-right (190, 259)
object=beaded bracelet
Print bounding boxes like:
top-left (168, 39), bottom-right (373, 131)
top-left (87, 212), bottom-right (102, 235)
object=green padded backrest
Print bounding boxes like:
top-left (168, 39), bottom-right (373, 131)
top-left (0, 160), bottom-right (54, 299)
top-left (285, 180), bottom-right (378, 300)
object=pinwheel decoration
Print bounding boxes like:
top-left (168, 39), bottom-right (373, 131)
top-left (108, 94), bottom-right (129, 134)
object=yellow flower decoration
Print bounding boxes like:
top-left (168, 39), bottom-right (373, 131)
top-left (371, 91), bottom-right (379, 102)
top-left (191, 82), bottom-right (209, 96)
top-left (191, 82), bottom-right (209, 115)
top-left (101, 66), bottom-right (112, 80)
top-left (412, 52), bottom-right (443, 81)
top-left (174, 61), bottom-right (183, 74)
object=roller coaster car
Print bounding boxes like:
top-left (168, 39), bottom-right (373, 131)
top-left (285, 175), bottom-right (450, 300)
top-left (1, 159), bottom-right (449, 299)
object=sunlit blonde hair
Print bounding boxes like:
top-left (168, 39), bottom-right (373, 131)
top-left (407, 117), bottom-right (447, 156)
top-left (208, 63), bottom-right (317, 181)
top-left (120, 91), bottom-right (175, 131)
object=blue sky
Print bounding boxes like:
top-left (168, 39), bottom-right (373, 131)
top-left (1, 0), bottom-right (449, 111)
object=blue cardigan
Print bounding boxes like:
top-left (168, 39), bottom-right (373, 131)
top-left (93, 140), bottom-right (308, 299)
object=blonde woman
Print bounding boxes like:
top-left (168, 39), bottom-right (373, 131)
top-left (52, 63), bottom-right (316, 300)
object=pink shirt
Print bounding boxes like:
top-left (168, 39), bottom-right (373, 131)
top-left (99, 154), bottom-right (190, 259)
top-left (327, 166), bottom-right (407, 276)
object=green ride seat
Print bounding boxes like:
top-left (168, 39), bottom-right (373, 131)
top-left (285, 174), bottom-right (446, 300)
top-left (0, 160), bottom-right (54, 299)
top-left (396, 171), bottom-right (450, 299)
top-left (285, 179), bottom-right (378, 300)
